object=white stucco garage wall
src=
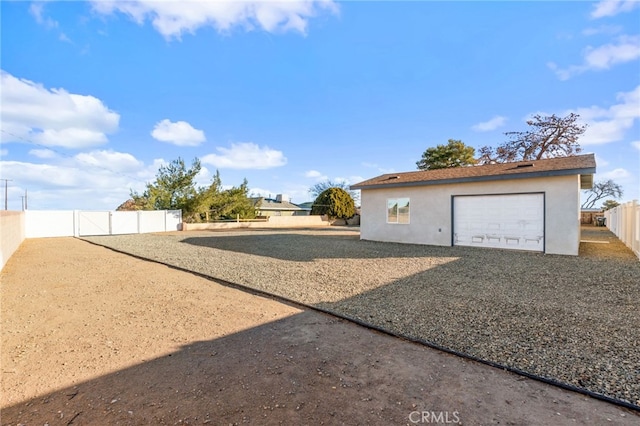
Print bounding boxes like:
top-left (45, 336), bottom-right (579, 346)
top-left (359, 174), bottom-right (581, 255)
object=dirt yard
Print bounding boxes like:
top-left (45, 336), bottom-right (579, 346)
top-left (1, 237), bottom-right (638, 425)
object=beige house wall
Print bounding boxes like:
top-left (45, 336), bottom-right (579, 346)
top-left (184, 215), bottom-right (330, 230)
top-left (1, 211), bottom-right (25, 271)
top-left (360, 174), bottom-right (581, 255)
top-left (257, 210), bottom-right (295, 217)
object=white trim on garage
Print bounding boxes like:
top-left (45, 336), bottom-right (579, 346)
top-left (452, 193), bottom-right (545, 252)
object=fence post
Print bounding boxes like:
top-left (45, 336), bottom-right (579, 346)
top-left (73, 210), bottom-right (80, 237)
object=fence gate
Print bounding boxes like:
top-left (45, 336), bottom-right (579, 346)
top-left (78, 211), bottom-right (111, 236)
top-left (77, 210), bottom-right (182, 237)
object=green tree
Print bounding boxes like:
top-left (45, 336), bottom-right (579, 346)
top-left (478, 113), bottom-right (586, 164)
top-left (601, 199), bottom-right (620, 211)
top-left (130, 158), bottom-right (257, 223)
top-left (218, 179), bottom-right (256, 220)
top-left (311, 187), bottom-right (356, 220)
top-left (199, 170), bottom-right (224, 220)
top-left (200, 172), bottom-right (256, 220)
top-left (416, 139), bottom-right (476, 170)
top-left (131, 157), bottom-right (204, 222)
top-left (582, 179), bottom-right (623, 209)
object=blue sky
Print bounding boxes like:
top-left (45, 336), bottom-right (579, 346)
top-left (1, 0), bottom-right (639, 210)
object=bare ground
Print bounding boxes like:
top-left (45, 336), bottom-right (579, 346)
top-left (1, 237), bottom-right (638, 425)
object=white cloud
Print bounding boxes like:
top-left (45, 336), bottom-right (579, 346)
top-left (305, 170), bottom-right (323, 178)
top-left (305, 170), bottom-right (328, 181)
top-left (30, 3), bottom-right (74, 43)
top-left (0, 160), bottom-right (141, 194)
top-left (549, 35), bottom-right (640, 80)
top-left (194, 165), bottom-right (213, 188)
top-left (591, 0), bottom-right (640, 19)
top-left (583, 35), bottom-right (640, 68)
top-left (201, 142), bottom-right (287, 169)
top-left (151, 119), bottom-right (206, 147)
top-left (0, 70), bottom-right (120, 148)
top-left (0, 150), bottom-right (164, 210)
top-left (247, 187), bottom-right (273, 198)
top-left (91, 0), bottom-right (339, 39)
top-left (598, 168), bottom-right (631, 180)
top-left (569, 85), bottom-right (640, 145)
top-left (582, 25), bottom-right (623, 36)
top-left (631, 140), bottom-right (640, 151)
top-left (471, 115), bottom-right (507, 132)
top-left (29, 3), bottom-right (58, 29)
top-left (29, 148), bottom-right (57, 159)
top-left (74, 150), bottom-right (144, 173)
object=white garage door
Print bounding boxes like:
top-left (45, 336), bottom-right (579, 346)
top-left (453, 193), bottom-right (544, 252)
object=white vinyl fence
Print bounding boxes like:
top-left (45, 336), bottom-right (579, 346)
top-left (604, 200), bottom-right (639, 260)
top-left (1, 210), bottom-right (182, 271)
top-left (25, 210), bottom-right (182, 238)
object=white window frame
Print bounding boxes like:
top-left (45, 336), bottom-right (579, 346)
top-left (387, 197), bottom-right (410, 224)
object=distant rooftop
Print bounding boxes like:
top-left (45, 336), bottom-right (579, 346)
top-left (251, 195), bottom-right (306, 211)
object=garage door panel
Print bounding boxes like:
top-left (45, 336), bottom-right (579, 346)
top-left (453, 194), bottom-right (544, 252)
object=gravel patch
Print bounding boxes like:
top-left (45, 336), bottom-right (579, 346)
top-left (83, 226), bottom-right (640, 407)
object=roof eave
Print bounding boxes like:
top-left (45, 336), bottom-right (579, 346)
top-left (351, 167), bottom-right (596, 190)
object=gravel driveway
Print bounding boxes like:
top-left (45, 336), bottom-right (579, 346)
top-left (83, 226), bottom-right (640, 408)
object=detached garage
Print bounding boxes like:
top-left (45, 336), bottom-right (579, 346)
top-left (351, 154), bottom-right (596, 256)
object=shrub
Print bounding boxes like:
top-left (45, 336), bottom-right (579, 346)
top-left (311, 187), bottom-right (356, 220)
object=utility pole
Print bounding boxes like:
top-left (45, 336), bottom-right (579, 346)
top-left (25, 189), bottom-right (28, 210)
top-left (1, 179), bottom-right (12, 210)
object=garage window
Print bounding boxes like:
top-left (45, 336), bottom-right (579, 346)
top-left (387, 198), bottom-right (410, 224)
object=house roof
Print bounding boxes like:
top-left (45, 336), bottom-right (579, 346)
top-left (351, 154), bottom-right (596, 190)
top-left (251, 197), bottom-right (306, 211)
top-left (296, 202), bottom-right (314, 210)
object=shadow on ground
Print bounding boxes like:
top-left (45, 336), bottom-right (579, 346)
top-left (176, 226), bottom-right (640, 407)
top-left (78, 226), bottom-right (640, 410)
top-left (3, 310), bottom-right (636, 426)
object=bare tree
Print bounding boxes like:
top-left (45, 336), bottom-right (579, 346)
top-left (582, 180), bottom-right (623, 209)
top-left (478, 113), bottom-right (586, 164)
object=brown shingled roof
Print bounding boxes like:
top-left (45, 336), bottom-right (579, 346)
top-left (351, 154), bottom-right (596, 190)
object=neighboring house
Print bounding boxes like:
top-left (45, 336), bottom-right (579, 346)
top-left (350, 154), bottom-right (596, 256)
top-left (296, 201), bottom-right (314, 211)
top-left (251, 194), bottom-right (310, 217)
